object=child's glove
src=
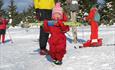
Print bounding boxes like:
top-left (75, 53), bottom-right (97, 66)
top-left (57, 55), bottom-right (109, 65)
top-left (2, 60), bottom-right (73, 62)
top-left (48, 20), bottom-right (56, 26)
top-left (57, 20), bottom-right (64, 27)
top-left (54, 20), bottom-right (64, 27)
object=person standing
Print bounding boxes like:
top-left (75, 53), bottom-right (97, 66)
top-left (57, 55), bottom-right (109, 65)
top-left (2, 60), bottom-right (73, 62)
top-left (33, 0), bottom-right (55, 55)
top-left (82, 5), bottom-right (102, 47)
top-left (0, 12), bottom-right (8, 44)
top-left (43, 2), bottom-right (69, 65)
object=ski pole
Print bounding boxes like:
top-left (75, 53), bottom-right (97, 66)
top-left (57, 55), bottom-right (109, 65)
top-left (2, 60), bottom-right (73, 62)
top-left (7, 29), bottom-right (13, 43)
top-left (35, 21), bottom-right (82, 26)
top-left (0, 35), bottom-right (1, 43)
top-left (82, 25), bottom-right (84, 44)
top-left (33, 21), bottom-right (40, 42)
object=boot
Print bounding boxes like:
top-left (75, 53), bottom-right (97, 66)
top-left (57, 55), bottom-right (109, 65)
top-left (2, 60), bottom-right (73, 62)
top-left (83, 40), bottom-right (91, 47)
top-left (53, 60), bottom-right (62, 65)
top-left (39, 49), bottom-right (49, 55)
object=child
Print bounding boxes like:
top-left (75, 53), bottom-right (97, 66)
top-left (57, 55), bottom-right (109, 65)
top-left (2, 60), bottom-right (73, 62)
top-left (81, 5), bottom-right (102, 47)
top-left (43, 2), bottom-right (69, 65)
top-left (0, 12), bottom-right (8, 44)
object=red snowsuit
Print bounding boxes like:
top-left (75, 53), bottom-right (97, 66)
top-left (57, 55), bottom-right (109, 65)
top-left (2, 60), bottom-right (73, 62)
top-left (0, 18), bottom-right (7, 29)
top-left (43, 13), bottom-right (69, 61)
top-left (0, 17), bottom-right (8, 43)
top-left (83, 7), bottom-right (102, 47)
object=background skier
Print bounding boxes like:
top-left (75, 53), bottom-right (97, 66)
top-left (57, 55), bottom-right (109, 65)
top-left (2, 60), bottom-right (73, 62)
top-left (0, 12), bottom-right (8, 44)
top-left (82, 5), bottom-right (102, 47)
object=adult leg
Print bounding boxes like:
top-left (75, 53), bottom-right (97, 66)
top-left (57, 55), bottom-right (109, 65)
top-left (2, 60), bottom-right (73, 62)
top-left (0, 30), bottom-right (1, 41)
top-left (39, 10), bottom-right (52, 50)
top-left (2, 34), bottom-right (5, 43)
top-left (45, 9), bottom-right (52, 20)
top-left (39, 9), bottom-right (52, 55)
top-left (1, 30), bottom-right (6, 43)
top-left (39, 26), bottom-right (49, 50)
top-left (0, 34), bottom-right (1, 42)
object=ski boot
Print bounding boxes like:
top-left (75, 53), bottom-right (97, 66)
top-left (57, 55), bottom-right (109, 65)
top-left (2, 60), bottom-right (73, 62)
top-left (39, 49), bottom-right (49, 55)
top-left (53, 60), bottom-right (62, 65)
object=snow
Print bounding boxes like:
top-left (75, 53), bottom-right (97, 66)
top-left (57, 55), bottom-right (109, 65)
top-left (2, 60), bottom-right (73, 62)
top-left (0, 26), bottom-right (115, 70)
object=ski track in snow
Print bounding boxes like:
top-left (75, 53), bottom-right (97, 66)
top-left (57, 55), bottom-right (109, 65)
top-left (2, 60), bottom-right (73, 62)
top-left (0, 26), bottom-right (115, 70)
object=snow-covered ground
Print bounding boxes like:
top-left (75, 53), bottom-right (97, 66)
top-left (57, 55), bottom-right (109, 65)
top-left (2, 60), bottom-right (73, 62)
top-left (0, 26), bottom-right (115, 70)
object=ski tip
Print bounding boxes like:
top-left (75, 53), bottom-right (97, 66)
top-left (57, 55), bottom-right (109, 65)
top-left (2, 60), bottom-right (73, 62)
top-left (74, 46), bottom-right (77, 49)
top-left (79, 46), bottom-right (84, 48)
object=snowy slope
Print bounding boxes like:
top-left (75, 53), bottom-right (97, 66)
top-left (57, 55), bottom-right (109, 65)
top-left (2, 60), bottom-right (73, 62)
top-left (0, 26), bottom-right (115, 70)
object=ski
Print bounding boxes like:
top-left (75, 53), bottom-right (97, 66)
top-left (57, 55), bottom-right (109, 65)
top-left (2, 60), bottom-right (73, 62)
top-left (102, 44), bottom-right (115, 46)
top-left (78, 44), bottom-right (115, 48)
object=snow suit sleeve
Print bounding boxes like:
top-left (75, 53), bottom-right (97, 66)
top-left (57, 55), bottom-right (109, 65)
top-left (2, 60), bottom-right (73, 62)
top-left (62, 13), bottom-right (68, 22)
top-left (43, 20), bottom-right (49, 32)
top-left (58, 20), bottom-right (69, 33)
top-left (86, 8), bottom-right (96, 24)
top-left (54, 13), bottom-right (69, 33)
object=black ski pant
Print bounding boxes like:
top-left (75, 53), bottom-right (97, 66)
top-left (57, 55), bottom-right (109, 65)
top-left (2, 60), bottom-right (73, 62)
top-left (37, 9), bottom-right (52, 50)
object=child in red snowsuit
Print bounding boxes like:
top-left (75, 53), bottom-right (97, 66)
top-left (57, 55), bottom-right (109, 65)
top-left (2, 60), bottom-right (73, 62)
top-left (43, 2), bottom-right (69, 65)
top-left (83, 6), bottom-right (102, 47)
top-left (0, 13), bottom-right (8, 44)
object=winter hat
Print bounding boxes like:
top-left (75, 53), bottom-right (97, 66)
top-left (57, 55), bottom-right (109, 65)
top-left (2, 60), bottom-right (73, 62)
top-left (52, 2), bottom-right (63, 18)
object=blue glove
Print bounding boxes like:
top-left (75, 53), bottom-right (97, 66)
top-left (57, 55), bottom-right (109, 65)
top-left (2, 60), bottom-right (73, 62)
top-left (48, 21), bottom-right (56, 26)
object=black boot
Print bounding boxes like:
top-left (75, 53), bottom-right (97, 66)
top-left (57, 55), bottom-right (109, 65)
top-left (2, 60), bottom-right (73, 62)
top-left (53, 60), bottom-right (62, 65)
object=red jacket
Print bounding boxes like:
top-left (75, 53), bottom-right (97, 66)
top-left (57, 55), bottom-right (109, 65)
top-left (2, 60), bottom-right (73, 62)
top-left (0, 18), bottom-right (8, 29)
